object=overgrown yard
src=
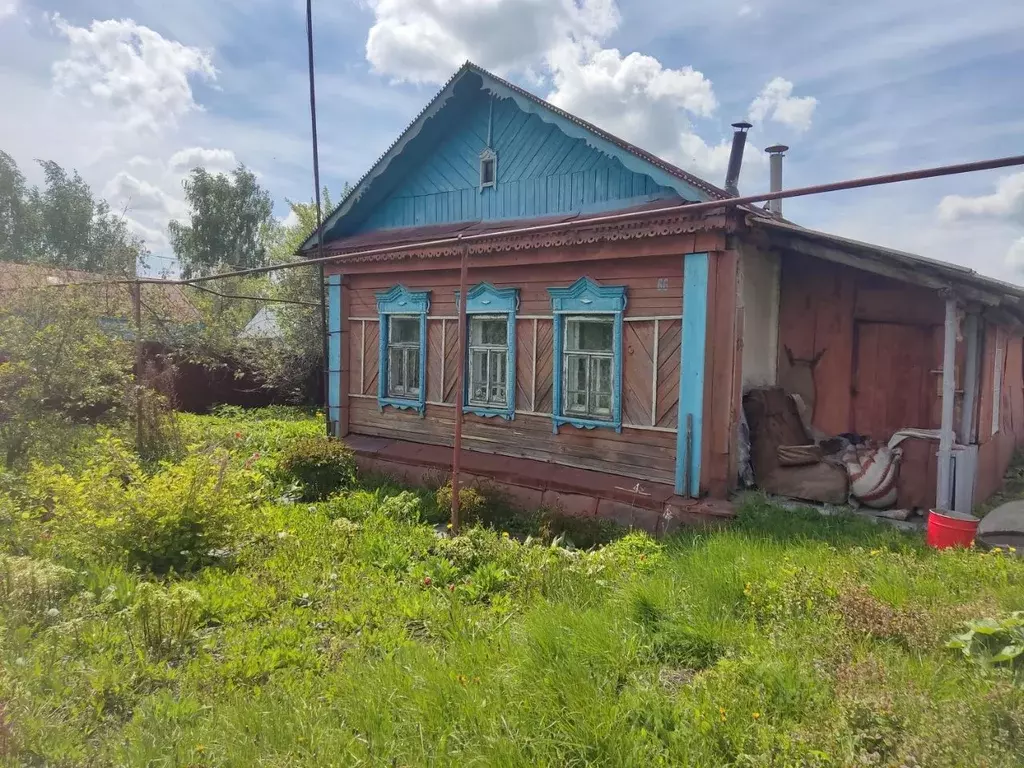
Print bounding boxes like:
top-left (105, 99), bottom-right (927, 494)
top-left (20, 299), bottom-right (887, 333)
top-left (2, 410), bottom-right (1023, 766)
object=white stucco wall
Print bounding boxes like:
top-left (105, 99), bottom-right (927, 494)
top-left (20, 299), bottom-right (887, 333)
top-left (740, 245), bottom-right (780, 391)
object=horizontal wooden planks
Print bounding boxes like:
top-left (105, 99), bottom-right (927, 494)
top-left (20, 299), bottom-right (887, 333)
top-left (348, 398), bottom-right (677, 484)
top-left (343, 256), bottom-right (689, 485)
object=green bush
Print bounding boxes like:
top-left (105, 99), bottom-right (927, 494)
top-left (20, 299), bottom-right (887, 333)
top-left (948, 612), bottom-right (1024, 679)
top-left (121, 581), bottom-right (203, 658)
top-left (14, 437), bottom-right (254, 574)
top-left (277, 437), bottom-right (356, 501)
top-left (435, 483), bottom-right (488, 525)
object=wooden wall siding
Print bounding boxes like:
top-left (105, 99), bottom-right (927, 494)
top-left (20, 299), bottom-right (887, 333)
top-left (975, 330), bottom-right (1024, 505)
top-left (341, 255), bottom-right (691, 485)
top-left (700, 251), bottom-right (741, 498)
top-left (656, 320), bottom-right (682, 429)
top-left (426, 320), bottom-right (446, 405)
top-left (777, 251), bottom-right (955, 439)
top-left (624, 322), bottom-right (655, 426)
top-left (353, 92), bottom-right (676, 233)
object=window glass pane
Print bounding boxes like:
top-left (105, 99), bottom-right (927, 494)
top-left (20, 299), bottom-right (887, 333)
top-left (389, 347), bottom-right (405, 394)
top-left (481, 159), bottom-right (495, 184)
top-left (594, 393), bottom-right (612, 415)
top-left (470, 350), bottom-right (488, 401)
top-left (406, 348), bottom-right (420, 392)
top-left (390, 316), bottom-right (419, 344)
top-left (567, 355), bottom-right (588, 390)
top-left (491, 351), bottom-right (505, 384)
top-left (470, 317), bottom-right (507, 346)
top-left (566, 317), bottom-right (613, 352)
top-left (595, 357), bottom-right (612, 393)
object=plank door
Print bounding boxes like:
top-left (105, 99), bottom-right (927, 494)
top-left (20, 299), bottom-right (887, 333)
top-left (852, 322), bottom-right (940, 440)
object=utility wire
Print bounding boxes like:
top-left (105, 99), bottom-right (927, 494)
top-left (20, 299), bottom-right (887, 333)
top-left (186, 281), bottom-right (321, 307)
top-left (38, 152), bottom-right (1024, 290)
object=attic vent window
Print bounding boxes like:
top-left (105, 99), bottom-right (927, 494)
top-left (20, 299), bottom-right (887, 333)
top-left (479, 148), bottom-right (497, 191)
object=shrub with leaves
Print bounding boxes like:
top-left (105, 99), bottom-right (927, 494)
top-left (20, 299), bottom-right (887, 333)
top-left (277, 436), bottom-right (356, 501)
top-left (435, 483), bottom-right (487, 524)
top-left (0, 289), bottom-right (133, 469)
top-left (0, 555), bottom-right (77, 620)
top-left (948, 612), bottom-right (1024, 679)
top-left (14, 436), bottom-right (253, 573)
top-left (121, 581), bottom-right (203, 658)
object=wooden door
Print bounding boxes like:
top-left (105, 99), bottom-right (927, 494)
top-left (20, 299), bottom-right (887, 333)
top-left (852, 322), bottom-right (940, 440)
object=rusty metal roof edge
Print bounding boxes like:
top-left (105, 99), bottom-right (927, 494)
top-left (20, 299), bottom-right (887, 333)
top-left (748, 214), bottom-right (1024, 303)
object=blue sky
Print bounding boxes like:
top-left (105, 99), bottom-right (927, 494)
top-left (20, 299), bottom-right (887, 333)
top-left (1, 0), bottom-right (1022, 280)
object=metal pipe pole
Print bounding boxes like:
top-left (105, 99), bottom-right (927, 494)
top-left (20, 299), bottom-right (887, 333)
top-left (451, 238), bottom-right (470, 534)
top-left (305, 0), bottom-right (330, 437)
top-left (74, 154), bottom-right (1024, 286)
top-left (132, 280), bottom-right (144, 452)
top-left (936, 296), bottom-right (958, 511)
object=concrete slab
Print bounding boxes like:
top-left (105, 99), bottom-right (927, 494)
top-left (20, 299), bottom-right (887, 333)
top-left (978, 501), bottom-right (1024, 554)
top-left (978, 500), bottom-right (1024, 536)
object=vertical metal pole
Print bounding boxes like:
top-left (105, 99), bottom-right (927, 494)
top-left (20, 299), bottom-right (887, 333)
top-left (451, 238), bottom-right (470, 534)
top-left (132, 280), bottom-right (144, 452)
top-left (960, 313), bottom-right (980, 444)
top-left (306, 0), bottom-right (329, 437)
top-left (936, 296), bottom-right (958, 510)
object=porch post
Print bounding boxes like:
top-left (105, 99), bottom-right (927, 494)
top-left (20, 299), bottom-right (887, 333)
top-left (676, 252), bottom-right (709, 497)
top-left (326, 273), bottom-right (343, 438)
top-left (936, 296), bottom-right (958, 510)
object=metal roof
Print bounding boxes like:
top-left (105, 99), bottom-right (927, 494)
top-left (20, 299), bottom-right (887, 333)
top-left (749, 214), bottom-right (1024, 308)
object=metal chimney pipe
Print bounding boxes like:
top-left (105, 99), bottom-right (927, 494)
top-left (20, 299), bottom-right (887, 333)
top-left (765, 144), bottom-right (789, 215)
top-left (724, 121), bottom-right (752, 196)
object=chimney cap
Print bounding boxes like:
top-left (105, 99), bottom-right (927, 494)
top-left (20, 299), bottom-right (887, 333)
top-left (765, 144), bottom-right (789, 154)
top-left (731, 121), bottom-right (753, 131)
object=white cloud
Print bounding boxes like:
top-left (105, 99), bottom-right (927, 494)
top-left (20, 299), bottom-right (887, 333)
top-left (103, 170), bottom-right (186, 218)
top-left (938, 172), bottom-right (1024, 223)
top-left (363, 0), bottom-right (738, 181)
top-left (168, 146), bottom-right (238, 174)
top-left (51, 16), bottom-right (216, 134)
top-left (546, 43), bottom-right (729, 178)
top-left (1006, 237), bottom-right (1024, 273)
top-left (365, 0), bottom-right (619, 84)
top-left (749, 77), bottom-right (818, 132)
top-left (0, 0), bottom-right (18, 22)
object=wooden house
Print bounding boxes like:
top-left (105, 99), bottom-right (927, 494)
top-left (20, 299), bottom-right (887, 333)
top-left (301, 62), bottom-right (1024, 529)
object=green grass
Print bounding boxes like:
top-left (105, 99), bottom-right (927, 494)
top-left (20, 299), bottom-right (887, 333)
top-left (2, 411), bottom-right (1024, 766)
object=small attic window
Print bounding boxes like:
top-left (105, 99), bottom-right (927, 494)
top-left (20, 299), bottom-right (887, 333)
top-left (479, 148), bottom-right (497, 191)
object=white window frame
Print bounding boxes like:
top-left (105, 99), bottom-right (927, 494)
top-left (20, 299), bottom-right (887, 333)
top-left (386, 315), bottom-right (421, 400)
top-left (468, 315), bottom-right (509, 409)
top-left (562, 316), bottom-right (615, 421)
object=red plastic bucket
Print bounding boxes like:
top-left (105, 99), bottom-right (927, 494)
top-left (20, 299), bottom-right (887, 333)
top-left (927, 509), bottom-right (979, 549)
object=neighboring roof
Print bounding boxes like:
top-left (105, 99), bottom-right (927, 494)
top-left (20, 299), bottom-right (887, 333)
top-left (0, 262), bottom-right (202, 324)
top-left (300, 61), bottom-right (730, 254)
top-left (240, 306), bottom-right (282, 340)
top-left (748, 214), bottom-right (1024, 312)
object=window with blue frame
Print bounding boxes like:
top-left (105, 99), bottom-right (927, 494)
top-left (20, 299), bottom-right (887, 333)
top-left (548, 277), bottom-right (626, 432)
top-left (457, 283), bottom-right (518, 419)
top-left (376, 285), bottom-right (430, 414)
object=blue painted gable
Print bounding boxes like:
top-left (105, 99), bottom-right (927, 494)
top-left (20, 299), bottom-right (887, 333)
top-left (307, 65), bottom-right (725, 249)
top-left (354, 88), bottom-right (678, 233)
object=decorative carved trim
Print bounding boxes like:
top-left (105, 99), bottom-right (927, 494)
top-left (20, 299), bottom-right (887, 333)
top-left (329, 210), bottom-right (732, 264)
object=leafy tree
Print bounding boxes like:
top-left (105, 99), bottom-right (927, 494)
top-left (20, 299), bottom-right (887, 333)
top-left (168, 165), bottom-right (275, 279)
top-left (0, 151), bottom-right (34, 263)
top-left (0, 287), bottom-right (133, 468)
top-left (236, 188), bottom-right (346, 401)
top-left (0, 151), bottom-right (146, 275)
